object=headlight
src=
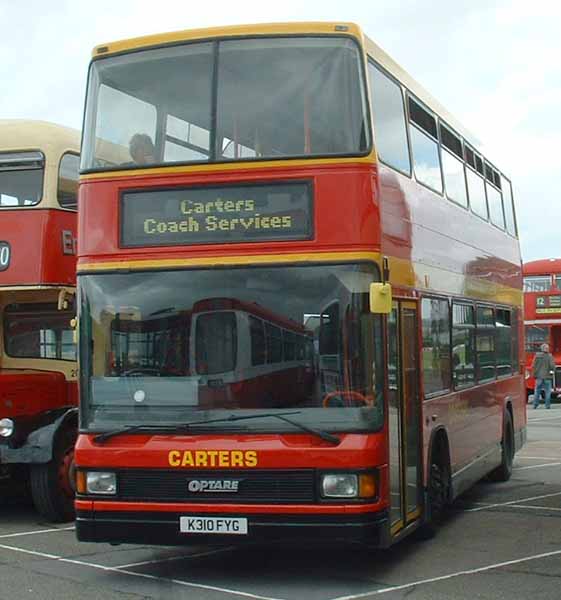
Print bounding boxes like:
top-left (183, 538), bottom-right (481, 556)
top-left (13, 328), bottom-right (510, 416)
top-left (321, 472), bottom-right (377, 499)
top-left (0, 418), bottom-right (14, 438)
top-left (86, 471), bottom-right (117, 495)
top-left (321, 474), bottom-right (358, 498)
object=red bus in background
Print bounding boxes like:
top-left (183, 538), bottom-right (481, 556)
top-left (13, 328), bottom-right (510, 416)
top-left (523, 259), bottom-right (561, 399)
top-left (75, 22), bottom-right (524, 548)
top-left (0, 120), bottom-right (80, 521)
top-left (102, 297), bottom-right (315, 409)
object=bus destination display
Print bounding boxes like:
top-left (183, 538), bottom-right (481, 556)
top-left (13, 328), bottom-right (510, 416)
top-left (121, 182), bottom-right (312, 247)
top-left (536, 295), bottom-right (561, 314)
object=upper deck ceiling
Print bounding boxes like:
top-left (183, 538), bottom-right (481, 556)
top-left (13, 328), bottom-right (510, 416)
top-left (523, 259), bottom-right (561, 276)
top-left (0, 120), bottom-right (80, 156)
top-left (91, 21), bottom-right (483, 157)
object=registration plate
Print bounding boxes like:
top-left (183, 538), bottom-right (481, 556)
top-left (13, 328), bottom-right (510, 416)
top-left (180, 516), bottom-right (248, 535)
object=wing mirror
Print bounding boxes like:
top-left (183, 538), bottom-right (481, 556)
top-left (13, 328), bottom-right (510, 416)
top-left (369, 283), bottom-right (392, 314)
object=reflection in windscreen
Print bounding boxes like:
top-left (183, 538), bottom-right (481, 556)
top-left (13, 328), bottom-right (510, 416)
top-left (82, 36), bottom-right (370, 170)
top-left (80, 264), bottom-right (384, 432)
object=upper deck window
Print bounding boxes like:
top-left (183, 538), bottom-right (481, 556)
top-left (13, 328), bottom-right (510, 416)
top-left (501, 175), bottom-right (517, 236)
top-left (367, 63), bottom-right (411, 174)
top-left (407, 97), bottom-right (443, 193)
top-left (486, 181), bottom-right (505, 230)
top-left (523, 276), bottom-right (552, 292)
top-left (439, 123), bottom-right (462, 159)
top-left (466, 167), bottom-right (488, 220)
top-left (58, 153), bottom-right (80, 210)
top-left (0, 151), bottom-right (44, 207)
top-left (464, 145), bottom-right (484, 176)
top-left (440, 124), bottom-right (467, 208)
top-left (81, 36), bottom-right (370, 171)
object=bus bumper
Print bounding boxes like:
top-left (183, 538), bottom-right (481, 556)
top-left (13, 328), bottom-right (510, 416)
top-left (76, 509), bottom-right (390, 547)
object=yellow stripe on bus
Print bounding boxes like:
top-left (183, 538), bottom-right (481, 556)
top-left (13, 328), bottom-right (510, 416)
top-left (92, 22), bottom-right (365, 58)
top-left (79, 155), bottom-right (376, 181)
top-left (77, 251), bottom-right (381, 272)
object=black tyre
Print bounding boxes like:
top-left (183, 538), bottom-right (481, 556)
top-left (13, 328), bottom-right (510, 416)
top-left (416, 449), bottom-right (450, 540)
top-left (30, 427), bottom-right (76, 522)
top-left (489, 410), bottom-right (514, 482)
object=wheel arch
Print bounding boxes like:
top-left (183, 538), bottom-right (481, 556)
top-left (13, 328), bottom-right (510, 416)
top-left (426, 426), bottom-right (452, 499)
top-left (502, 395), bottom-right (514, 436)
top-left (1, 407), bottom-right (78, 465)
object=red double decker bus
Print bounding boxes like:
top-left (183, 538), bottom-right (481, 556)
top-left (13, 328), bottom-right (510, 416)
top-left (75, 22), bottom-right (524, 547)
top-left (523, 259), bottom-right (561, 399)
top-left (0, 120), bottom-right (79, 521)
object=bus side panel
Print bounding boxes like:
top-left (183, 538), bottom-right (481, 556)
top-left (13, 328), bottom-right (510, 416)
top-left (43, 210), bottom-right (77, 285)
top-left (422, 375), bottom-right (525, 494)
top-left (0, 210), bottom-right (76, 287)
top-left (0, 370), bottom-right (68, 419)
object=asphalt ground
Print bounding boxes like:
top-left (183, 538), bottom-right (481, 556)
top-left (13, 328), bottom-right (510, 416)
top-left (0, 406), bottom-right (560, 600)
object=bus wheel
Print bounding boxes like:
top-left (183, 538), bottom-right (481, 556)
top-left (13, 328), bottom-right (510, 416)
top-left (489, 410), bottom-right (514, 482)
top-left (416, 449), bottom-right (450, 540)
top-left (30, 427), bottom-right (77, 522)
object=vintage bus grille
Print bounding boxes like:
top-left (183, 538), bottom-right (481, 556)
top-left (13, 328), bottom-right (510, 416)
top-left (555, 367), bottom-right (561, 389)
top-left (117, 469), bottom-right (316, 503)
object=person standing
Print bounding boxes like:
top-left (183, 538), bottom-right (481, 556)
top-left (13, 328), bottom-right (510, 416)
top-left (532, 343), bottom-right (555, 409)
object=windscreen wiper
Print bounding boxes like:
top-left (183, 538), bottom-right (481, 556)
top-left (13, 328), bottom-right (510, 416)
top-left (93, 423), bottom-right (185, 444)
top-left (184, 410), bottom-right (341, 445)
top-left (92, 410), bottom-right (340, 445)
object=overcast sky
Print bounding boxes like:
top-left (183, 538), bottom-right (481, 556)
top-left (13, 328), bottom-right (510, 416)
top-left (1, 0), bottom-right (559, 262)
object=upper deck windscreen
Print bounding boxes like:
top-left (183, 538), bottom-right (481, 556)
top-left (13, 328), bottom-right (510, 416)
top-left (0, 152), bottom-right (44, 207)
top-left (81, 36), bottom-right (370, 171)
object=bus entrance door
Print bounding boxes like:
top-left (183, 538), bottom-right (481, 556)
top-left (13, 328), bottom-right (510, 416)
top-left (388, 300), bottom-right (422, 536)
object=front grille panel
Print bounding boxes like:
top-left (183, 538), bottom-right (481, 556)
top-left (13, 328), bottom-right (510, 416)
top-left (118, 469), bottom-right (316, 503)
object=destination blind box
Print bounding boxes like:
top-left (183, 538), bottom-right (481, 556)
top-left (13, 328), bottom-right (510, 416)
top-left (120, 181), bottom-right (313, 247)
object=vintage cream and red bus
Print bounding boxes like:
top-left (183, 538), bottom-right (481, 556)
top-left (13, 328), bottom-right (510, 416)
top-left (523, 259), bottom-right (561, 399)
top-left (75, 22), bottom-right (524, 547)
top-left (0, 120), bottom-right (79, 521)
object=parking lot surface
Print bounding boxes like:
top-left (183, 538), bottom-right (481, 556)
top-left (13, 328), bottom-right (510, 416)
top-left (1, 406), bottom-right (560, 600)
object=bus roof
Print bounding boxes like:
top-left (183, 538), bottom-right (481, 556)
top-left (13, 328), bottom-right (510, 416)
top-left (90, 21), bottom-right (484, 161)
top-left (523, 259), bottom-right (561, 276)
top-left (0, 120), bottom-right (80, 157)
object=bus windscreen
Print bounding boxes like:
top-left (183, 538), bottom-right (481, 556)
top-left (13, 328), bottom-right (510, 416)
top-left (81, 37), bottom-right (370, 170)
top-left (79, 263), bottom-right (384, 433)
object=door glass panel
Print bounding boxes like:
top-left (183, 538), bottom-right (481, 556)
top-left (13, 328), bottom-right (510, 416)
top-left (402, 307), bottom-right (420, 518)
top-left (388, 306), bottom-right (402, 527)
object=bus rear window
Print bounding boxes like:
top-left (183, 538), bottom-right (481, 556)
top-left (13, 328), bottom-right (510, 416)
top-left (195, 312), bottom-right (237, 375)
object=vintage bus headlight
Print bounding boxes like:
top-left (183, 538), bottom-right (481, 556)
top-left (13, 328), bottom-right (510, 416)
top-left (321, 472), bottom-right (377, 499)
top-left (85, 471), bottom-right (117, 495)
top-left (0, 418), bottom-right (14, 438)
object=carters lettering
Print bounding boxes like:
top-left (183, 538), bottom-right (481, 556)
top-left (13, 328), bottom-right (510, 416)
top-left (168, 449), bottom-right (258, 468)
